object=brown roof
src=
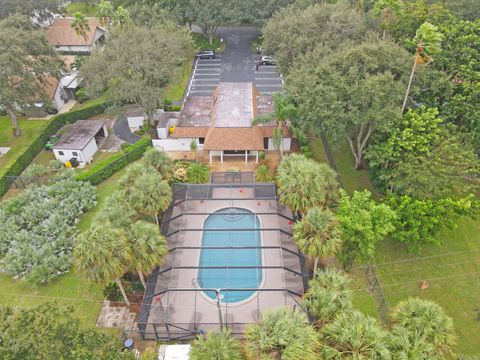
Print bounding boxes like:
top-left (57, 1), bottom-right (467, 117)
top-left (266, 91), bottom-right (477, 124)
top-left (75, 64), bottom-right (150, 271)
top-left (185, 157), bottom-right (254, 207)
top-left (204, 127), bottom-right (264, 151)
top-left (259, 126), bottom-right (291, 137)
top-left (43, 76), bottom-right (59, 100)
top-left (172, 127), bottom-right (209, 138)
top-left (46, 18), bottom-right (102, 46)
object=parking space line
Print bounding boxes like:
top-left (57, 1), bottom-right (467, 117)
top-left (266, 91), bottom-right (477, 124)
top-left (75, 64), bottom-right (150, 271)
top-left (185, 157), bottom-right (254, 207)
top-left (255, 77), bottom-right (283, 81)
top-left (256, 83), bottom-right (284, 88)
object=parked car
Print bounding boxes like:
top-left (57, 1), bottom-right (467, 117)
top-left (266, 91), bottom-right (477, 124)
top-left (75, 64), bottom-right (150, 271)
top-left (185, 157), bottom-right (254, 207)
top-left (44, 135), bottom-right (59, 150)
top-left (196, 50), bottom-right (215, 59)
top-left (261, 56), bottom-right (276, 65)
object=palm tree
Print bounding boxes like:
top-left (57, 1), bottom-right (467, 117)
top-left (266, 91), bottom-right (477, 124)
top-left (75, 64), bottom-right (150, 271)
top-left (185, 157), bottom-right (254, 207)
top-left (190, 139), bottom-right (198, 161)
top-left (190, 330), bottom-right (243, 360)
top-left (389, 326), bottom-right (437, 359)
top-left (373, 0), bottom-right (403, 40)
top-left (186, 163), bottom-right (210, 184)
top-left (94, 190), bottom-right (136, 228)
top-left (390, 297), bottom-right (455, 358)
top-left (112, 6), bottom-right (130, 28)
top-left (245, 307), bottom-right (320, 360)
top-left (321, 310), bottom-right (391, 358)
top-left (96, 0), bottom-right (114, 27)
top-left (276, 154), bottom-right (338, 217)
top-left (255, 164), bottom-right (272, 182)
top-left (253, 93), bottom-right (297, 159)
top-left (142, 148), bottom-right (174, 179)
top-left (120, 162), bottom-right (159, 190)
top-left (303, 268), bottom-right (352, 327)
top-left (401, 22), bottom-right (443, 114)
top-left (74, 225), bottom-right (131, 306)
top-left (128, 174), bottom-right (172, 226)
top-left (294, 207), bottom-right (342, 273)
top-left (71, 12), bottom-right (91, 45)
top-left (128, 221), bottom-right (168, 288)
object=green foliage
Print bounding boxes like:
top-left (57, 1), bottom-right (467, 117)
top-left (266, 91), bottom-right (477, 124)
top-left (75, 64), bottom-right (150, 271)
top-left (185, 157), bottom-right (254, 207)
top-left (276, 154), bottom-right (338, 215)
top-left (0, 302), bottom-right (134, 360)
top-left (244, 307), bottom-right (320, 359)
top-left (0, 101), bottom-right (107, 197)
top-left (320, 310), bottom-right (391, 358)
top-left (258, 151), bottom-right (265, 160)
top-left (75, 138), bottom-right (152, 185)
top-left (186, 163), bottom-right (210, 184)
top-left (103, 281), bottom-right (123, 301)
top-left (190, 330), bottom-right (243, 360)
top-left (337, 189), bottom-right (396, 270)
top-left (126, 174), bottom-right (172, 220)
top-left (387, 194), bottom-right (478, 252)
top-left (303, 268), bottom-right (352, 326)
top-left (141, 148), bottom-right (174, 180)
top-left (390, 297), bottom-right (456, 358)
top-left (255, 164), bottom-right (273, 182)
top-left (0, 174), bottom-right (96, 284)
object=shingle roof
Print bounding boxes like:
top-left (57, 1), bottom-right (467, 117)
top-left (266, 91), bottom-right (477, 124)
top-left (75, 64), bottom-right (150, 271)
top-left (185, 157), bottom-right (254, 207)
top-left (46, 18), bottom-right (103, 46)
top-left (53, 120), bottom-right (105, 150)
top-left (172, 127), bottom-right (209, 138)
top-left (204, 127), bottom-right (264, 151)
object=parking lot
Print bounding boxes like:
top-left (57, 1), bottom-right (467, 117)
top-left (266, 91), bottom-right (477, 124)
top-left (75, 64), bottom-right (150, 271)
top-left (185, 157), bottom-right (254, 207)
top-left (254, 59), bottom-right (284, 95)
top-left (187, 54), bottom-right (222, 98)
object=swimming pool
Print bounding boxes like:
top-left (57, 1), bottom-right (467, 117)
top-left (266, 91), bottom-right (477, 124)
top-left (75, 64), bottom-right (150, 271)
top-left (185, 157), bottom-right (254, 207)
top-left (198, 207), bottom-right (262, 303)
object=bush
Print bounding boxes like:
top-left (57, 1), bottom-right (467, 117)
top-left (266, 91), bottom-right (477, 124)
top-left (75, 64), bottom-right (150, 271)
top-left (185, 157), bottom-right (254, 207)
top-left (75, 88), bottom-right (89, 103)
top-left (186, 163), bottom-right (210, 184)
top-left (0, 101), bottom-right (107, 197)
top-left (0, 174), bottom-right (96, 284)
top-left (258, 151), bottom-right (265, 161)
top-left (75, 138), bottom-right (152, 185)
top-left (255, 164), bottom-right (273, 182)
top-left (103, 282), bottom-right (123, 302)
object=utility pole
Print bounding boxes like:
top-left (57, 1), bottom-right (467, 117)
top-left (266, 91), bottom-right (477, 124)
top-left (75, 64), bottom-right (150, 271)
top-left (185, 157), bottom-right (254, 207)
top-left (215, 289), bottom-right (223, 331)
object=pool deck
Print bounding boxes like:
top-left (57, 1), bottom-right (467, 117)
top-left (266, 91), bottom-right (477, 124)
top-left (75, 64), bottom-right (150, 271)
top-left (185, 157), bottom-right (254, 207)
top-left (138, 185), bottom-right (305, 339)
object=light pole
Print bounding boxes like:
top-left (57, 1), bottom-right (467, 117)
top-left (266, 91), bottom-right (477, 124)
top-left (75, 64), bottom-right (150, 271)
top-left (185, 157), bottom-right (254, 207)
top-left (215, 289), bottom-right (223, 331)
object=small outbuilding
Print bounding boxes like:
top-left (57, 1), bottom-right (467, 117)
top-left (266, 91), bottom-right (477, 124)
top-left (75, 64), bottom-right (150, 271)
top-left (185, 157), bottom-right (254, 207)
top-left (52, 120), bottom-right (107, 165)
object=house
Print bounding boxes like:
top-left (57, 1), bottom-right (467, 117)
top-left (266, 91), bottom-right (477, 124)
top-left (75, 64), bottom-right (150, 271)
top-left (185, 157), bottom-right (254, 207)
top-left (52, 120), bottom-right (108, 165)
top-left (45, 18), bottom-right (107, 54)
top-left (152, 82), bottom-right (292, 163)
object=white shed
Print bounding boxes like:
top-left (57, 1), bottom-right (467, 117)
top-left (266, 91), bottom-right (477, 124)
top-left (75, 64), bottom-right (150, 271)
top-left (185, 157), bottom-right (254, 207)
top-left (52, 120), bottom-right (108, 165)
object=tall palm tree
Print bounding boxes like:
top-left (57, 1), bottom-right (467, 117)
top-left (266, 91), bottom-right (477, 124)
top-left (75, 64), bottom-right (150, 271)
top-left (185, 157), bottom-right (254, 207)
top-left (245, 307), bottom-right (320, 360)
top-left (373, 0), bottom-right (403, 40)
top-left (128, 220), bottom-right (168, 288)
top-left (186, 163), bottom-right (210, 184)
top-left (190, 330), bottom-right (243, 360)
top-left (112, 6), bottom-right (130, 28)
top-left (94, 190), bottom-right (136, 228)
top-left (276, 154), bottom-right (338, 217)
top-left (74, 225), bottom-right (131, 305)
top-left (401, 22), bottom-right (443, 113)
top-left (321, 310), bottom-right (392, 358)
top-left (190, 139), bottom-right (198, 161)
top-left (71, 12), bottom-right (91, 45)
top-left (128, 174), bottom-right (172, 225)
top-left (142, 148), bottom-right (174, 180)
top-left (120, 162), bottom-right (159, 190)
top-left (96, 0), bottom-right (114, 28)
top-left (303, 268), bottom-right (352, 327)
top-left (294, 207), bottom-right (342, 273)
top-left (253, 93), bottom-right (297, 158)
top-left (390, 297), bottom-right (455, 358)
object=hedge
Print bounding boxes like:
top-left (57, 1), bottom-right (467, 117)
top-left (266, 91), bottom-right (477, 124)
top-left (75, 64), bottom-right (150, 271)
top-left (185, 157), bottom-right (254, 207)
top-left (0, 101), bottom-right (108, 197)
top-left (75, 138), bottom-right (152, 185)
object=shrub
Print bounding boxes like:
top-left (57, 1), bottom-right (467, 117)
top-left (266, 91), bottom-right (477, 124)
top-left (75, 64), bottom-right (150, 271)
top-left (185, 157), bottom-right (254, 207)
top-left (75, 88), bottom-right (89, 103)
top-left (258, 151), bottom-right (265, 161)
top-left (103, 282), bottom-right (123, 302)
top-left (0, 101), bottom-right (107, 197)
top-left (0, 174), bottom-right (96, 284)
top-left (255, 164), bottom-right (273, 182)
top-left (174, 167), bottom-right (187, 182)
top-left (190, 330), bottom-right (243, 360)
top-left (186, 163), bottom-right (210, 184)
top-left (75, 138), bottom-right (152, 185)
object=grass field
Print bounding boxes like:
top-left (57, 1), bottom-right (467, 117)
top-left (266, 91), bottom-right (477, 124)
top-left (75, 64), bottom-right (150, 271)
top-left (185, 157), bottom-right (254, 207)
top-left (163, 59), bottom-right (194, 102)
top-left (64, 3), bottom-right (96, 16)
top-left (192, 33), bottom-right (224, 51)
top-left (0, 117), bottom-right (50, 178)
top-left (310, 135), bottom-right (480, 355)
top-left (0, 166), bottom-right (129, 328)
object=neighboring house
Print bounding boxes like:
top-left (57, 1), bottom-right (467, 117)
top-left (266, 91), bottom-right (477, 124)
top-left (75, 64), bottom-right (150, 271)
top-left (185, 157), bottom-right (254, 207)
top-left (152, 82), bottom-right (292, 163)
top-left (45, 18), bottom-right (107, 54)
top-left (52, 120), bottom-right (108, 165)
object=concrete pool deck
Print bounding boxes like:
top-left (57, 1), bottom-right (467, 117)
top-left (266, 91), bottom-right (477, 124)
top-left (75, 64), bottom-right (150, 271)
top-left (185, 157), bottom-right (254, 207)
top-left (137, 184), bottom-right (306, 339)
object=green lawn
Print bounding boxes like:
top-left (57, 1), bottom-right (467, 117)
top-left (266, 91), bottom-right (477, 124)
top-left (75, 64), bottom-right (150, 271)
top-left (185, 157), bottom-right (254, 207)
top-left (310, 135), bottom-right (480, 354)
top-left (0, 117), bottom-right (50, 178)
top-left (192, 33), bottom-right (224, 51)
top-left (163, 59), bottom-right (194, 102)
top-left (0, 166), bottom-right (130, 328)
top-left (64, 3), bottom-right (96, 16)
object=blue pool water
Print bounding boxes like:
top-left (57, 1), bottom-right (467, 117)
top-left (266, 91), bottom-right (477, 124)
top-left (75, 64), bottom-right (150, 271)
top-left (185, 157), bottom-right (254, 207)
top-left (198, 208), bottom-right (262, 303)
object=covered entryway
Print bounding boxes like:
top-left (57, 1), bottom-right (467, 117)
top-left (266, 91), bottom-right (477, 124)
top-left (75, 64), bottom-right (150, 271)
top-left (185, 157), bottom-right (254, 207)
top-left (208, 150), bottom-right (259, 163)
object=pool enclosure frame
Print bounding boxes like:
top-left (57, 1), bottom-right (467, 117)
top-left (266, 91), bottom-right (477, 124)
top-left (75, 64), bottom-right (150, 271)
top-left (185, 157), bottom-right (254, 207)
top-left (133, 183), bottom-right (308, 341)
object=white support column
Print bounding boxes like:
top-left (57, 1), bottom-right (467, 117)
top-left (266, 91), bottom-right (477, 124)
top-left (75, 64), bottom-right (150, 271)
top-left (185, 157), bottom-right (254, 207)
top-left (245, 150), bottom-right (248, 163)
top-left (255, 150), bottom-right (258, 163)
top-left (209, 151), bottom-right (212, 163)
top-left (220, 151), bottom-right (223, 163)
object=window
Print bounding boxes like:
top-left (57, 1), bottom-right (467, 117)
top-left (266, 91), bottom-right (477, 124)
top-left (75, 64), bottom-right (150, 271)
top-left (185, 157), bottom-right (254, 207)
top-left (72, 151), bottom-right (78, 157)
top-left (58, 151), bottom-right (64, 155)
top-left (199, 137), bottom-right (205, 145)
